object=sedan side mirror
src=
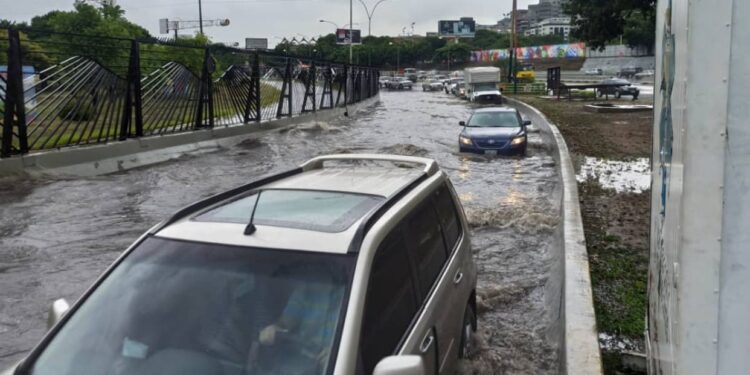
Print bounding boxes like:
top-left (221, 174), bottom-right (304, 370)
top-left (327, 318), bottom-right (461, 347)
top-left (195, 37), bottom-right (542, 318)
top-left (47, 298), bottom-right (70, 330)
top-left (373, 355), bottom-right (426, 375)
top-left (523, 120), bottom-right (532, 126)
top-left (459, 121), bottom-right (466, 126)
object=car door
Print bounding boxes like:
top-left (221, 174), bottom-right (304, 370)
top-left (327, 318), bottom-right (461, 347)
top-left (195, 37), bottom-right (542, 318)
top-left (399, 187), bottom-right (467, 374)
top-left (358, 227), bottom-right (427, 375)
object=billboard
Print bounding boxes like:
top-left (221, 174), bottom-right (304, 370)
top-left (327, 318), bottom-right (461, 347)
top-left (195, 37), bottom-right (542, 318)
top-left (438, 19), bottom-right (476, 38)
top-left (245, 38), bottom-right (268, 50)
top-left (471, 43), bottom-right (587, 62)
top-left (336, 29), bottom-right (362, 45)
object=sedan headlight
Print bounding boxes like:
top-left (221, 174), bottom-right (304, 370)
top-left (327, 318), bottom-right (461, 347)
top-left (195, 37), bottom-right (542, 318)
top-left (511, 135), bottom-right (527, 145)
top-left (459, 136), bottom-right (473, 145)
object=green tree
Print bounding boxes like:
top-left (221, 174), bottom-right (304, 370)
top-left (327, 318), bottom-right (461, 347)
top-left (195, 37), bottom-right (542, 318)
top-left (565, 0), bottom-right (655, 50)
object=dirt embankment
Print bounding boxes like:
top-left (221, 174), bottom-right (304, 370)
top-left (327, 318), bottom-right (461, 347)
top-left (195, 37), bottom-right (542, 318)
top-left (516, 96), bottom-right (652, 374)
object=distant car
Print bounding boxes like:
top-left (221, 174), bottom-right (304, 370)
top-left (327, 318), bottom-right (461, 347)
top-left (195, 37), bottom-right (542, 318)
top-left (403, 68), bottom-right (418, 83)
top-left (597, 78), bottom-right (640, 99)
top-left (6, 154), bottom-right (478, 375)
top-left (444, 78), bottom-right (462, 93)
top-left (634, 70), bottom-right (655, 80)
top-left (458, 107), bottom-right (529, 156)
top-left (618, 66), bottom-right (643, 79)
top-left (379, 76), bottom-right (392, 88)
top-left (422, 79), bottom-right (444, 92)
top-left (450, 81), bottom-right (465, 96)
top-left (387, 77), bottom-right (413, 90)
top-left (584, 68), bottom-right (603, 75)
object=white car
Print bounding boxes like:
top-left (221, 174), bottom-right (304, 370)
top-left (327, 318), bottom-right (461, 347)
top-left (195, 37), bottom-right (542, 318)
top-left (387, 77), bottom-right (413, 90)
top-left (584, 68), bottom-right (603, 75)
top-left (7, 154), bottom-right (478, 375)
top-left (422, 80), bottom-right (444, 91)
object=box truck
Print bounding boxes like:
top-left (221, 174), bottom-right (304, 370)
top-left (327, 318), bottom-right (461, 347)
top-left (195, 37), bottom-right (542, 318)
top-left (648, 0), bottom-right (750, 374)
top-left (463, 67), bottom-right (502, 103)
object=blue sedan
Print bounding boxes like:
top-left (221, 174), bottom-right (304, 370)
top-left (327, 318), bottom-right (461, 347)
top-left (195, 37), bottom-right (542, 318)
top-left (458, 107), bottom-right (530, 156)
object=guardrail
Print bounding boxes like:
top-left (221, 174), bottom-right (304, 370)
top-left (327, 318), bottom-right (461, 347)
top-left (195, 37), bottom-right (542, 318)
top-left (0, 28), bottom-right (380, 158)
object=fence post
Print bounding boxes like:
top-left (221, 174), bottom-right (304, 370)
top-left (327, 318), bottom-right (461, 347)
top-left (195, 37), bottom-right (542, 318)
top-left (2, 28), bottom-right (28, 157)
top-left (301, 61), bottom-right (316, 113)
top-left (244, 52), bottom-right (261, 123)
top-left (196, 47), bottom-right (215, 129)
top-left (120, 40), bottom-right (142, 140)
top-left (344, 64), bottom-right (349, 105)
top-left (276, 58), bottom-right (293, 118)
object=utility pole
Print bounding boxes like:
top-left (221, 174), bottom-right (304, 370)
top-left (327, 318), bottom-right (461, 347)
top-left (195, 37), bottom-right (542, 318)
top-left (509, 0), bottom-right (518, 94)
top-left (198, 0), bottom-right (204, 35)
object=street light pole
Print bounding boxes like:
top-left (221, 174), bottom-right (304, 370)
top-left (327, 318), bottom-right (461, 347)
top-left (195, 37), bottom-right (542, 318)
top-left (357, 0), bottom-right (390, 36)
top-left (349, 0), bottom-right (353, 65)
top-left (198, 0), bottom-right (204, 35)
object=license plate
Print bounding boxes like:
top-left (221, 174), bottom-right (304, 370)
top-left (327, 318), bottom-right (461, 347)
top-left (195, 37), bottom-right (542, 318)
top-left (485, 150), bottom-right (498, 156)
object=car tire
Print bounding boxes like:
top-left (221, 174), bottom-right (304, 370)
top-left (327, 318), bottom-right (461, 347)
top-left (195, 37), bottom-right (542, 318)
top-left (615, 91), bottom-right (622, 99)
top-left (459, 303), bottom-right (476, 359)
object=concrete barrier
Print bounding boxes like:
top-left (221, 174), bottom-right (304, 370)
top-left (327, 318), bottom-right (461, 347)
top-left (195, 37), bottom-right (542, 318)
top-left (506, 96), bottom-right (603, 375)
top-left (0, 98), bottom-right (378, 177)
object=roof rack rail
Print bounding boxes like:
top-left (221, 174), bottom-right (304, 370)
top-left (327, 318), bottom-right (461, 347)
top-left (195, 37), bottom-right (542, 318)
top-left (150, 167), bottom-right (303, 233)
top-left (301, 154), bottom-right (439, 176)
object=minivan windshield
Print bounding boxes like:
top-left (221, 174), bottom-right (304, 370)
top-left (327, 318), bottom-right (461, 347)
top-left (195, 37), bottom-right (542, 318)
top-left (30, 237), bottom-right (355, 375)
top-left (467, 111), bottom-right (520, 128)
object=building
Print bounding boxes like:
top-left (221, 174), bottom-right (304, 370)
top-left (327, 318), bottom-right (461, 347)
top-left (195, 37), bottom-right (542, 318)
top-left (528, 0), bottom-right (567, 25)
top-left (524, 17), bottom-right (572, 40)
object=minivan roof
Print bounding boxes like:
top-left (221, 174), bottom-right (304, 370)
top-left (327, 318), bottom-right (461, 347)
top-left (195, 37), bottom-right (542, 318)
top-left (154, 158), bottom-right (431, 254)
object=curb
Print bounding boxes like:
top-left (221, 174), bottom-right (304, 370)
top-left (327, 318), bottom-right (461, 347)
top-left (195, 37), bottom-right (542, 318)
top-left (506, 96), bottom-right (603, 375)
top-left (0, 97), bottom-right (379, 177)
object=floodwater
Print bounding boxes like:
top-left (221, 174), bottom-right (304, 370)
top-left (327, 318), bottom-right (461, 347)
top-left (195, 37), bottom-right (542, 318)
top-left (0, 89), bottom-right (562, 374)
top-left (576, 156), bottom-right (651, 193)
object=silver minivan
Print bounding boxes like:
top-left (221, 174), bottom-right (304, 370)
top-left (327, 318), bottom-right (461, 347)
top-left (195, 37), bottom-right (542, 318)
top-left (4, 154), bottom-right (477, 375)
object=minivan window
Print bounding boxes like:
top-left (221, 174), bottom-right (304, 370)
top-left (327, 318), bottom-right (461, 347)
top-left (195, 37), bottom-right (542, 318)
top-left (360, 229), bottom-right (418, 374)
top-left (30, 237), bottom-right (355, 375)
top-left (433, 185), bottom-right (462, 251)
top-left (407, 202), bottom-right (448, 297)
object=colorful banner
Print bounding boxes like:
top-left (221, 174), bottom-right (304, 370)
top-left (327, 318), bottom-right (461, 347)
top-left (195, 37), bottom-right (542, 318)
top-left (472, 42), bottom-right (586, 63)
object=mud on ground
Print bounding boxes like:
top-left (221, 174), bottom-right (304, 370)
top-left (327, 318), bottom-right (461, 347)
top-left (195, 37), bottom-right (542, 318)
top-left (514, 96), bottom-right (652, 374)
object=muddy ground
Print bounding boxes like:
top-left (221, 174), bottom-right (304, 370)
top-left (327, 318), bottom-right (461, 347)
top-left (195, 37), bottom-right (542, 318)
top-left (515, 96), bottom-right (652, 374)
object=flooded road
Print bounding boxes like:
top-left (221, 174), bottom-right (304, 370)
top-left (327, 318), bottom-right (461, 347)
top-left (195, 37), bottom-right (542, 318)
top-left (0, 90), bottom-right (561, 373)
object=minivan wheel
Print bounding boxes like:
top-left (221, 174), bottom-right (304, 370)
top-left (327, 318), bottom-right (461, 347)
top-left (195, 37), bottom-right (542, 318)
top-left (459, 304), bottom-right (476, 359)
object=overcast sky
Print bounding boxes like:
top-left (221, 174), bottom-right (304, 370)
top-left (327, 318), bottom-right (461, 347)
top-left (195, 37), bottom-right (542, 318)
top-left (5, 0), bottom-right (537, 46)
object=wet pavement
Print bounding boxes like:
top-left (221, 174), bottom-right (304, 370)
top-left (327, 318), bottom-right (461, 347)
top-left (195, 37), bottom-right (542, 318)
top-left (0, 89), bottom-right (561, 373)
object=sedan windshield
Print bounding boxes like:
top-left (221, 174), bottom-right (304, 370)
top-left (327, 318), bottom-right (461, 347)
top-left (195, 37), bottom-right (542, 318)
top-left (31, 237), bottom-right (355, 375)
top-left (467, 112), bottom-right (520, 128)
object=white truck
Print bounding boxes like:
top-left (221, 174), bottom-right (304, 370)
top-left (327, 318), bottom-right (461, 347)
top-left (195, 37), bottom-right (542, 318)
top-left (464, 67), bottom-right (503, 103)
top-left (648, 0), bottom-right (750, 374)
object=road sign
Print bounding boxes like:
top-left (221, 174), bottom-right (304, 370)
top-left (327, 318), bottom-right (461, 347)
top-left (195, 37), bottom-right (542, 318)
top-left (336, 29), bottom-right (362, 45)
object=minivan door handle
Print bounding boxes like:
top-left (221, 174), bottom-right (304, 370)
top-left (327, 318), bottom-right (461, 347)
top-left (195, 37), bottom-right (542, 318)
top-left (420, 332), bottom-right (435, 353)
top-left (453, 271), bottom-right (464, 285)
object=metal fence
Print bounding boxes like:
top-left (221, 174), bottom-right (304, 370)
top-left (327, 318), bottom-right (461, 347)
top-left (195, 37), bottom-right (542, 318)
top-left (0, 28), bottom-right (380, 157)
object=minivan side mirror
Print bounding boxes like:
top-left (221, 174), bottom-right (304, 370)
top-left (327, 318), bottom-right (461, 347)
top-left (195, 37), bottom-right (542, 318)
top-left (373, 355), bottom-right (426, 375)
top-left (523, 120), bottom-right (532, 126)
top-left (459, 121), bottom-right (466, 126)
top-left (47, 298), bottom-right (69, 329)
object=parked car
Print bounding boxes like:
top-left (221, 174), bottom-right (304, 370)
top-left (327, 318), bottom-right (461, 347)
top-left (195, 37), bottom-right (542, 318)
top-left (597, 78), bottom-right (640, 99)
top-left (458, 107), bottom-right (530, 156)
top-left (422, 79), bottom-right (444, 91)
top-left (8, 155), bottom-right (478, 375)
top-left (584, 68), bottom-right (603, 75)
top-left (379, 76), bottom-right (392, 88)
top-left (387, 77), bottom-right (413, 90)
